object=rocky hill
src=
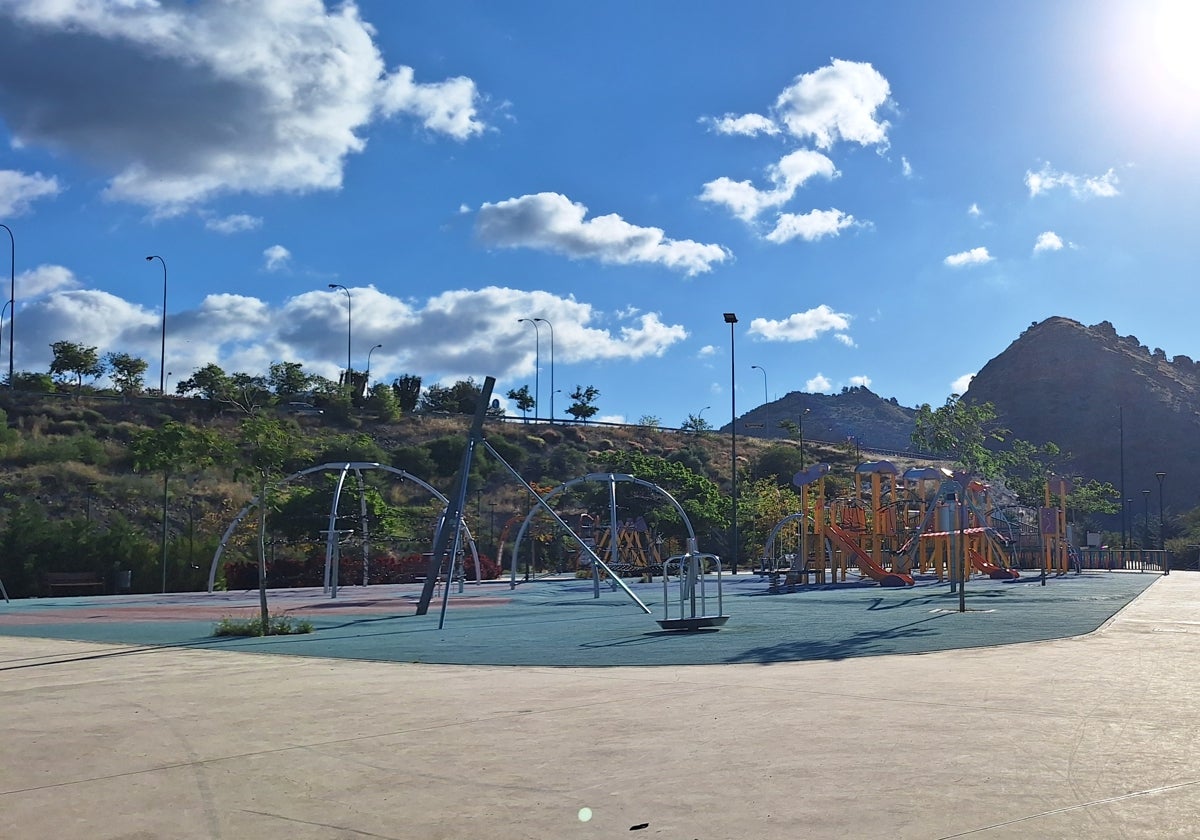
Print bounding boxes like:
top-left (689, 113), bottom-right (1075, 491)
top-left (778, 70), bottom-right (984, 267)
top-left (965, 316), bottom-right (1196, 510)
top-left (727, 386), bottom-right (918, 452)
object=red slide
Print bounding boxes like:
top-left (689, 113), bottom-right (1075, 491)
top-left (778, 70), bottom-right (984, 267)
top-left (826, 523), bottom-right (914, 587)
top-left (969, 548), bottom-right (1020, 580)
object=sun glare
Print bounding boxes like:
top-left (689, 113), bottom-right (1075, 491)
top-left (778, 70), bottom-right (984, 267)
top-left (1146, 0), bottom-right (1200, 94)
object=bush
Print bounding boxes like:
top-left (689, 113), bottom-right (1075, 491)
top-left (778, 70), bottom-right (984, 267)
top-left (212, 615), bottom-right (313, 636)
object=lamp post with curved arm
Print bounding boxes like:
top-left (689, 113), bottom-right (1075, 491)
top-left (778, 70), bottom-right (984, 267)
top-left (144, 255), bottom-right (167, 395)
top-left (366, 343), bottom-right (383, 388)
top-left (533, 317), bottom-right (554, 422)
top-left (0, 299), bottom-right (10, 384)
top-left (751, 363), bottom-right (768, 434)
top-left (1, 224), bottom-right (12, 388)
top-left (329, 284), bottom-right (351, 392)
top-left (518, 318), bottom-right (541, 420)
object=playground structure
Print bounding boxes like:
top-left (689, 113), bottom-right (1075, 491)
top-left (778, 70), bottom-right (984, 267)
top-left (761, 460), bottom-right (1078, 589)
top-left (206, 462), bottom-right (484, 596)
top-left (506, 472), bottom-right (698, 585)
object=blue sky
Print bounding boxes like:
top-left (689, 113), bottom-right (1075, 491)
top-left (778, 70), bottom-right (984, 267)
top-left (1, 0), bottom-right (1197, 427)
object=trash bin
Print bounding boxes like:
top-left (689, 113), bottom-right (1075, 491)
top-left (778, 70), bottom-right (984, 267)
top-left (115, 570), bottom-right (132, 593)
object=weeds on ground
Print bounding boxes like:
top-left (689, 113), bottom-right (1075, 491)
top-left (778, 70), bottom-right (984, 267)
top-left (212, 615), bottom-right (314, 637)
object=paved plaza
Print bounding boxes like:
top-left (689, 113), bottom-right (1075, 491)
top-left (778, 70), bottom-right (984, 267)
top-left (2, 571), bottom-right (1198, 838)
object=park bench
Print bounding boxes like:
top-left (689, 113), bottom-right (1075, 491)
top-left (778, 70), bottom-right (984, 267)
top-left (42, 571), bottom-right (106, 597)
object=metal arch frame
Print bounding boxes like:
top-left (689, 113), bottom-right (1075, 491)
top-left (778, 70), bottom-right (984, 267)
top-left (762, 512), bottom-right (810, 571)
top-left (508, 472), bottom-right (698, 587)
top-left (207, 461), bottom-right (480, 593)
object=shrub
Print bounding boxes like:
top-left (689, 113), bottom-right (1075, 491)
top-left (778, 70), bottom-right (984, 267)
top-left (213, 615), bottom-right (314, 636)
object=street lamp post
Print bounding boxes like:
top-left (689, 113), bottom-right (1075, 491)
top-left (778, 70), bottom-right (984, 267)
top-left (0, 223), bottom-right (12, 388)
top-left (0, 299), bottom-right (10, 385)
top-left (328, 284), bottom-right (352, 393)
top-left (1142, 489), bottom-right (1151, 550)
top-left (533, 318), bottom-right (554, 422)
top-left (1156, 471), bottom-right (1167, 552)
top-left (799, 407), bottom-right (811, 469)
top-left (751, 364), bottom-right (768, 434)
top-left (366, 343), bottom-right (383, 388)
top-left (145, 255), bottom-right (167, 395)
top-left (697, 405), bottom-right (711, 430)
top-left (518, 318), bottom-right (541, 420)
top-left (724, 312), bottom-right (738, 574)
top-left (1126, 498), bottom-right (1133, 554)
top-left (1119, 406), bottom-right (1127, 549)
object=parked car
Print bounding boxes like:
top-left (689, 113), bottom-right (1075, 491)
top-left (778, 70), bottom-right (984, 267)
top-left (282, 401), bottom-right (323, 416)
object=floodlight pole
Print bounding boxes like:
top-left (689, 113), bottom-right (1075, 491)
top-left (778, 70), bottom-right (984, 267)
top-left (724, 312), bottom-right (738, 574)
top-left (1, 224), bottom-right (12, 388)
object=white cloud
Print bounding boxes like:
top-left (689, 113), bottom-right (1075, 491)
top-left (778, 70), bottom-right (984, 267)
top-left (1025, 163), bottom-right (1120, 199)
top-left (967, 203), bottom-right (982, 217)
top-left (765, 208), bottom-right (857, 243)
top-left (378, 66), bottom-right (486, 140)
top-left (951, 372), bottom-right (975, 395)
top-left (263, 245), bottom-right (292, 272)
top-left (705, 112), bottom-right (780, 136)
top-left (205, 214), bottom-right (262, 234)
top-left (834, 333), bottom-right (856, 347)
top-left (848, 375), bottom-right (872, 388)
top-left (0, 2), bottom-right (487, 211)
top-left (475, 192), bottom-right (730, 276)
top-left (0, 170), bottom-right (60, 216)
top-left (773, 59), bottom-right (892, 150)
top-left (806, 373), bottom-right (833, 392)
top-left (749, 304), bottom-right (852, 341)
top-left (901, 156), bottom-right (913, 177)
top-left (1033, 231), bottom-right (1064, 253)
top-left (17, 264), bottom-right (80, 298)
top-left (943, 247), bottom-right (994, 267)
top-left (700, 149), bottom-right (837, 222)
top-left (17, 283), bottom-right (690, 389)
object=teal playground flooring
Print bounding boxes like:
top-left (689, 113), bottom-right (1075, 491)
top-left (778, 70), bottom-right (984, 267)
top-left (0, 571), bottom-right (1159, 667)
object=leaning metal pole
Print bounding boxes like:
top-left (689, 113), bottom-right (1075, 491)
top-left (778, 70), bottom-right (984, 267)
top-left (416, 377), bottom-right (495, 616)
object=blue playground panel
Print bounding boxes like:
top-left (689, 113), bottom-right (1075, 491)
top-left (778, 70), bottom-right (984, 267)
top-left (0, 572), bottom-right (1159, 667)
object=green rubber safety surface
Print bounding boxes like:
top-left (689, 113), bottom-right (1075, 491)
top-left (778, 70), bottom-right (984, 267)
top-left (0, 572), bottom-right (1159, 667)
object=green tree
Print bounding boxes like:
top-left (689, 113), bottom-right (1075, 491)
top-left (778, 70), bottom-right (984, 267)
top-left (752, 443), bottom-right (807, 487)
top-left (130, 421), bottom-right (232, 591)
top-left (104, 352), bottom-right (148, 397)
top-left (238, 414), bottom-right (312, 629)
top-left (176, 363), bottom-right (231, 400)
top-left (910, 395), bottom-right (1008, 477)
top-left (679, 413), bottom-right (712, 434)
top-left (267, 361), bottom-right (314, 397)
top-left (566, 385), bottom-right (600, 421)
top-left (11, 371), bottom-right (53, 392)
top-left (392, 374), bottom-right (422, 412)
top-left (49, 340), bottom-right (104, 398)
top-left (506, 385), bottom-right (535, 419)
top-left (225, 373), bottom-right (272, 415)
top-left (420, 378), bottom-right (489, 414)
top-left (365, 382), bottom-right (401, 421)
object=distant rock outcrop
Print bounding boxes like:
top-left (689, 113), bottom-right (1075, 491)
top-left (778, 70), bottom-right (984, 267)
top-left (965, 316), bottom-right (1196, 510)
top-left (729, 385), bottom-right (918, 452)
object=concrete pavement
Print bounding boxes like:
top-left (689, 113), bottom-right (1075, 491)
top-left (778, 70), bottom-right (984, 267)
top-left (2, 573), bottom-right (1199, 839)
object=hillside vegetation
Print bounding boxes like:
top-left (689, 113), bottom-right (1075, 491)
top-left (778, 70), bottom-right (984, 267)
top-left (0, 391), bottom-right (880, 598)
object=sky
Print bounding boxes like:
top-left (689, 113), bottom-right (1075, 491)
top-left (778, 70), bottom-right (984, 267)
top-left (1, 0), bottom-right (1198, 428)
